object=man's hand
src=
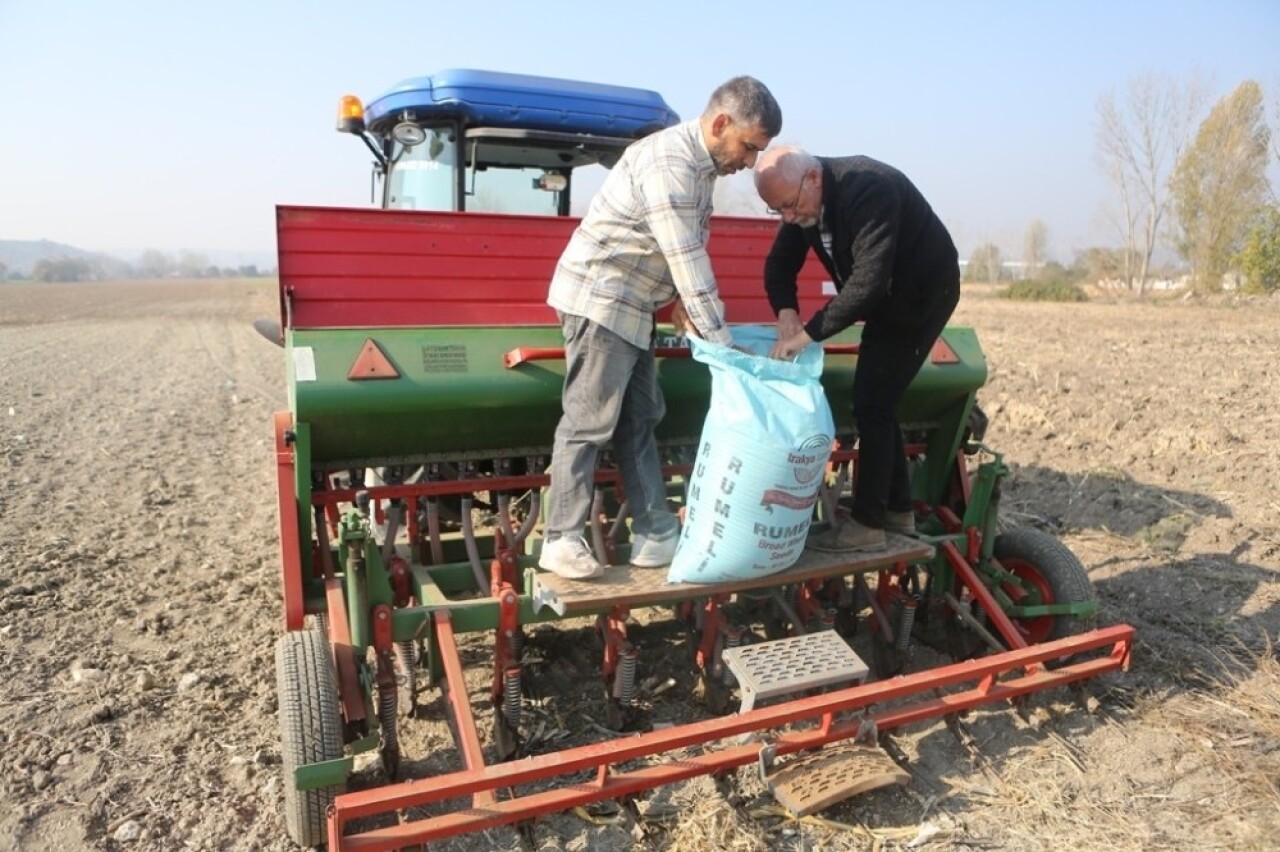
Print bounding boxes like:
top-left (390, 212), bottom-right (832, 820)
top-left (671, 298), bottom-right (701, 338)
top-left (775, 308), bottom-right (803, 342)
top-left (770, 328), bottom-right (814, 360)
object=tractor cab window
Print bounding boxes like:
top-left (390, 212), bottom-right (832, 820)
top-left (466, 165), bottom-right (565, 216)
top-left (383, 125), bottom-right (629, 216)
top-left (385, 127), bottom-right (456, 211)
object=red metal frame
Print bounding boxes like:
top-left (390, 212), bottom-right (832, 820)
top-left (306, 446), bottom-right (929, 513)
top-left (435, 612), bottom-right (497, 809)
top-left (324, 575), bottom-right (366, 724)
top-left (328, 624), bottom-right (1132, 849)
top-left (504, 340), bottom-right (959, 369)
top-left (600, 607), bottom-right (630, 692)
top-left (273, 413), bottom-right (305, 630)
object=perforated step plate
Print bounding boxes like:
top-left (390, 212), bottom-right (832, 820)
top-left (766, 742), bottom-right (910, 816)
top-left (721, 631), bottom-right (869, 712)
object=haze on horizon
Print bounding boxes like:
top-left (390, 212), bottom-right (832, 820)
top-left (1, 0), bottom-right (1277, 266)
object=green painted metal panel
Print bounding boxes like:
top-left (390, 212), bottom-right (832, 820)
top-left (287, 324), bottom-right (987, 468)
top-left (293, 755), bottom-right (352, 791)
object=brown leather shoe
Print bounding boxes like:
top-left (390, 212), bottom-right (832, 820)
top-left (806, 519), bottom-right (887, 552)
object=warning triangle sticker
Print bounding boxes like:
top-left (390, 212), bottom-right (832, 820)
top-left (930, 338), bottom-right (960, 364)
top-left (347, 338), bottom-right (400, 380)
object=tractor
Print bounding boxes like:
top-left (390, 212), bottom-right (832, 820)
top-left (266, 68), bottom-right (1132, 849)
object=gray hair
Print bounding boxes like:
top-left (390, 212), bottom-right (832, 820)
top-left (753, 145), bottom-right (819, 188)
top-left (703, 76), bottom-right (782, 137)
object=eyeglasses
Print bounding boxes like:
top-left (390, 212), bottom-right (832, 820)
top-left (766, 178), bottom-right (805, 217)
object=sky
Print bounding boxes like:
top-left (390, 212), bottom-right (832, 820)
top-left (1, 0), bottom-right (1277, 266)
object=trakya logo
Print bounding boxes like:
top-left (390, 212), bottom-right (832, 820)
top-left (791, 433), bottom-right (833, 485)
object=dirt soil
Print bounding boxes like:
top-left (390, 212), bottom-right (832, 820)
top-left (2, 279), bottom-right (1278, 852)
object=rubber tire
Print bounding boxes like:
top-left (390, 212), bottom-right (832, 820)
top-left (993, 528), bottom-right (1097, 643)
top-left (276, 629), bottom-right (346, 848)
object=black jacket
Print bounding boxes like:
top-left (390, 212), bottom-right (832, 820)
top-left (764, 156), bottom-right (959, 341)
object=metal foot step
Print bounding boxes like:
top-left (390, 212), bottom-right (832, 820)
top-left (762, 741), bottom-right (911, 816)
top-left (721, 630), bottom-right (869, 713)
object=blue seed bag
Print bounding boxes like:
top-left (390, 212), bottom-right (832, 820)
top-left (668, 325), bottom-right (834, 583)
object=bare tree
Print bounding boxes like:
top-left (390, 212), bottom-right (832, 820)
top-left (965, 243), bottom-right (1002, 283)
top-left (1022, 219), bottom-right (1048, 279)
top-left (1269, 76), bottom-right (1280, 203)
top-left (1095, 72), bottom-right (1205, 295)
top-left (1171, 80), bottom-right (1272, 292)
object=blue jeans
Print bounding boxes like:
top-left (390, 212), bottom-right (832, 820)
top-left (544, 314), bottom-right (679, 543)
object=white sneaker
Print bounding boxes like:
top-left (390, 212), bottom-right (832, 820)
top-left (629, 532), bottom-right (678, 568)
top-left (537, 536), bottom-right (605, 580)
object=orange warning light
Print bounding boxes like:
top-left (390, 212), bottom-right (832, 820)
top-left (337, 95), bottom-right (366, 134)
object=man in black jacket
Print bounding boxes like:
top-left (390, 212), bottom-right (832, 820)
top-left (754, 145), bottom-right (960, 551)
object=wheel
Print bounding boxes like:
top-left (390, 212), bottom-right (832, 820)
top-left (993, 528), bottom-right (1096, 644)
top-left (276, 629), bottom-right (346, 848)
top-left (948, 528), bottom-right (1096, 658)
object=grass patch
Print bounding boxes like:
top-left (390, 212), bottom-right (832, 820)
top-left (1001, 278), bottom-right (1088, 302)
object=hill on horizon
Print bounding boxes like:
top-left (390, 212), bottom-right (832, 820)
top-left (0, 239), bottom-right (278, 278)
top-left (0, 239), bottom-right (109, 275)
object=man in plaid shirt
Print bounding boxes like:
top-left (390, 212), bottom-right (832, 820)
top-left (541, 76), bottom-right (782, 580)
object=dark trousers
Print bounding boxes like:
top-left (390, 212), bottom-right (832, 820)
top-left (850, 284), bottom-right (959, 528)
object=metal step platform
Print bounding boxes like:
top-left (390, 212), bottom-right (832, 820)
top-left (722, 630), bottom-right (870, 712)
top-left (763, 741), bottom-right (911, 816)
top-left (531, 534), bottom-right (931, 617)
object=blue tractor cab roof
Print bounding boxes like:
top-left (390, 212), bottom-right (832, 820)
top-left (364, 69), bottom-right (680, 139)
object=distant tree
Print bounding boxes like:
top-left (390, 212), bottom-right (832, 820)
top-left (965, 243), bottom-right (1002, 283)
top-left (0, 261), bottom-right (7, 280)
top-left (136, 249), bottom-right (172, 278)
top-left (1022, 219), bottom-right (1049, 279)
top-left (90, 255), bottom-right (133, 281)
top-left (238, 264), bottom-right (260, 278)
top-left (1170, 80), bottom-right (1272, 292)
top-left (1072, 246), bottom-right (1128, 284)
top-left (32, 257), bottom-right (92, 282)
top-left (1269, 77), bottom-right (1280, 188)
top-left (177, 250), bottom-right (209, 278)
top-left (1095, 72), bottom-right (1204, 295)
top-left (1238, 205), bottom-right (1280, 293)
top-left (1040, 260), bottom-right (1074, 281)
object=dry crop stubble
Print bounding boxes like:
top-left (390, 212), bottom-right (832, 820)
top-left (0, 279), bottom-right (1277, 851)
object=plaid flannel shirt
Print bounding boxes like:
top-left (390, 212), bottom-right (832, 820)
top-left (547, 120), bottom-right (733, 348)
